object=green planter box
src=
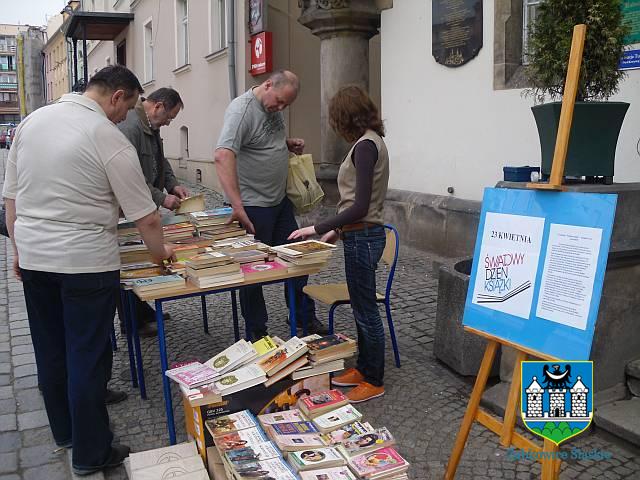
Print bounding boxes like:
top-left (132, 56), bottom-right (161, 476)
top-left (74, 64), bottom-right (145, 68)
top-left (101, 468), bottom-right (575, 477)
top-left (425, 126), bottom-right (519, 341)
top-left (532, 101), bottom-right (629, 182)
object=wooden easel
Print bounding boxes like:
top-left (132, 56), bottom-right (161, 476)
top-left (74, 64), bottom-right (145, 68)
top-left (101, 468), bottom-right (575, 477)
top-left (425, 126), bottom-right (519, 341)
top-left (444, 328), bottom-right (561, 480)
top-left (445, 24), bottom-right (588, 479)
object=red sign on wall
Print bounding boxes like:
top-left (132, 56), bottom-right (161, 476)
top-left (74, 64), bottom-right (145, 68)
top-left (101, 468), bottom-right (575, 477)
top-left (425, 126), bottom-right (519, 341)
top-left (249, 31), bottom-right (272, 76)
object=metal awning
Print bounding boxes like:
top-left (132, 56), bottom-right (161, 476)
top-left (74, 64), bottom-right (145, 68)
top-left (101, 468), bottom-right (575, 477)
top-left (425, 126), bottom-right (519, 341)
top-left (65, 11), bottom-right (134, 41)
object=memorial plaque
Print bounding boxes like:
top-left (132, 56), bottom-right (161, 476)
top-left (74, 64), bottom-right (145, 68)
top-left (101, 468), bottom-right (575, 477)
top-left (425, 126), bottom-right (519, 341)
top-left (432, 0), bottom-right (483, 67)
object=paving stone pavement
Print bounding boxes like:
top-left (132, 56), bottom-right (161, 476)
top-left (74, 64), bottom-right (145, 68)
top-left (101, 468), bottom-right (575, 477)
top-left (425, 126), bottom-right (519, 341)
top-left (1, 151), bottom-right (639, 479)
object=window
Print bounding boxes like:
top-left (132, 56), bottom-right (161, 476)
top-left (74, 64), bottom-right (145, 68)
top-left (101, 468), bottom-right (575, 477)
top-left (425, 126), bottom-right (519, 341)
top-left (522, 0), bottom-right (541, 64)
top-left (176, 0), bottom-right (189, 66)
top-left (143, 19), bottom-right (154, 82)
top-left (210, 0), bottom-right (227, 53)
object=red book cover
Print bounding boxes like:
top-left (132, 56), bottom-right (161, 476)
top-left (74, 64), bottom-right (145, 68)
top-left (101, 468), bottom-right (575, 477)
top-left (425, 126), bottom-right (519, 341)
top-left (299, 390), bottom-right (348, 413)
top-left (241, 261), bottom-right (287, 277)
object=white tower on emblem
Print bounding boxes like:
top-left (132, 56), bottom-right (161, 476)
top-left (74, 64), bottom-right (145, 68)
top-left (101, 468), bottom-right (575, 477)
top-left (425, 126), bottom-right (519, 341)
top-left (526, 376), bottom-right (544, 417)
top-left (570, 376), bottom-right (589, 418)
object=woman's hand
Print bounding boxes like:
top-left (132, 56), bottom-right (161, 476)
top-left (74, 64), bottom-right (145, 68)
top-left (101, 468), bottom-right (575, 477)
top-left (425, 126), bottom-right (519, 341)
top-left (320, 230), bottom-right (339, 244)
top-left (288, 226), bottom-right (316, 240)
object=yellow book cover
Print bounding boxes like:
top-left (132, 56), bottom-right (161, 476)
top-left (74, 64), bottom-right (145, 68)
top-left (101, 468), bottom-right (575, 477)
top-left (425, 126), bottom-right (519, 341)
top-left (253, 336), bottom-right (277, 357)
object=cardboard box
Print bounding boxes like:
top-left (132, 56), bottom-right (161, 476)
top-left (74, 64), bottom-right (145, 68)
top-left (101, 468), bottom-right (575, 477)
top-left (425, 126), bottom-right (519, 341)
top-left (184, 374), bottom-right (330, 463)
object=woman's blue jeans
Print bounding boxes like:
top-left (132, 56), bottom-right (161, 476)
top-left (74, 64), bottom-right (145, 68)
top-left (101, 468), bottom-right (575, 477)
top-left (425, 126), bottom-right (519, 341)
top-left (342, 225), bottom-right (386, 387)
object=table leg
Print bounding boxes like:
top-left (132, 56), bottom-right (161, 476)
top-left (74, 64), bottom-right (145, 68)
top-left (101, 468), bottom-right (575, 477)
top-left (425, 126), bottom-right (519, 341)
top-left (120, 289), bottom-right (138, 388)
top-left (156, 300), bottom-right (176, 445)
top-left (288, 279), bottom-right (297, 337)
top-left (127, 290), bottom-right (146, 400)
top-left (201, 296), bottom-right (209, 335)
top-left (231, 290), bottom-right (240, 341)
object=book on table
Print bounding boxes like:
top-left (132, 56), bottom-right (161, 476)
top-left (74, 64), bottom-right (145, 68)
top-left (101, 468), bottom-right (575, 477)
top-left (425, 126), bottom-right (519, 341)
top-left (288, 446), bottom-right (346, 472)
top-left (240, 260), bottom-right (288, 281)
top-left (164, 362), bottom-right (218, 389)
top-left (347, 447), bottom-right (409, 479)
top-left (204, 410), bottom-right (257, 437)
top-left (223, 441), bottom-right (281, 469)
top-left (256, 337), bottom-right (308, 376)
top-left (262, 356), bottom-right (308, 387)
top-left (185, 262), bottom-right (240, 278)
top-left (320, 421), bottom-right (374, 447)
top-left (189, 207), bottom-right (232, 221)
top-left (229, 457), bottom-right (298, 480)
top-left (299, 466), bottom-right (358, 480)
top-left (298, 389), bottom-right (349, 418)
top-left (204, 339), bottom-right (257, 376)
top-left (186, 251), bottom-right (234, 268)
top-left (213, 364), bottom-right (266, 396)
top-left (292, 359), bottom-right (345, 380)
top-left (131, 274), bottom-right (185, 294)
top-left (179, 382), bottom-right (222, 407)
top-left (271, 239), bottom-right (336, 257)
top-left (228, 249), bottom-right (270, 264)
top-left (337, 427), bottom-right (396, 458)
top-left (188, 272), bottom-right (245, 289)
top-left (200, 228), bottom-right (247, 241)
top-left (119, 266), bottom-right (164, 280)
top-left (312, 404), bottom-right (363, 434)
top-left (176, 194), bottom-right (205, 214)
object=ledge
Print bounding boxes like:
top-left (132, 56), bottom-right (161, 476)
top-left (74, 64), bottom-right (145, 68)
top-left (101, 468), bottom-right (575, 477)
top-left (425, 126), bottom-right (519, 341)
top-left (205, 48), bottom-right (228, 63)
top-left (141, 79), bottom-right (155, 89)
top-left (172, 64), bottom-right (192, 76)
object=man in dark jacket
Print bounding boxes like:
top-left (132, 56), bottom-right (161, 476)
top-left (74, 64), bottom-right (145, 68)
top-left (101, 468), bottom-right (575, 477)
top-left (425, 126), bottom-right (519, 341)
top-left (118, 88), bottom-right (188, 333)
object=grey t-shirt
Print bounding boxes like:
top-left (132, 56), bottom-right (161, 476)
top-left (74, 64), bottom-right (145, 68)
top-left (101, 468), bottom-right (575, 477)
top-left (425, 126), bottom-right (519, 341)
top-left (216, 88), bottom-right (289, 207)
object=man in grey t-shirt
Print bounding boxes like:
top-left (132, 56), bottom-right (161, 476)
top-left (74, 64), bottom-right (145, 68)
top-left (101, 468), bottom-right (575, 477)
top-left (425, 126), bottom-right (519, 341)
top-left (214, 70), bottom-right (327, 339)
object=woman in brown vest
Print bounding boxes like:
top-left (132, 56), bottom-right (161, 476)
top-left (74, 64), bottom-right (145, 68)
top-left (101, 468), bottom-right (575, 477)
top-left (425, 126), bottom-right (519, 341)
top-left (289, 85), bottom-right (390, 403)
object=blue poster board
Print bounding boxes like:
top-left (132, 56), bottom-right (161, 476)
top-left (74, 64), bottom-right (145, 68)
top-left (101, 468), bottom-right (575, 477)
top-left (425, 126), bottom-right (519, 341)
top-left (462, 188), bottom-right (616, 360)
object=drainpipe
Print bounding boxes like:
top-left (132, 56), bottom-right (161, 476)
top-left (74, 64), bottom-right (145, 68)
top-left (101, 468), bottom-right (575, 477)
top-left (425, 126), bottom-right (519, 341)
top-left (227, 0), bottom-right (237, 100)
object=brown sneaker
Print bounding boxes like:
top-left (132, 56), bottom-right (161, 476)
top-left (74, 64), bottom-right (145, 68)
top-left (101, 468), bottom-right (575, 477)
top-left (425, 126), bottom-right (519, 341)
top-left (346, 382), bottom-right (385, 403)
top-left (332, 368), bottom-right (365, 387)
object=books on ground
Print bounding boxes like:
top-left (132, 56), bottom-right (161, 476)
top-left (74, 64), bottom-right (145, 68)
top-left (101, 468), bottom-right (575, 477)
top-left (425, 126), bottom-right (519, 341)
top-left (288, 446), bottom-right (346, 472)
top-left (205, 339), bottom-right (257, 376)
top-left (312, 404), bottom-right (363, 434)
top-left (231, 457), bottom-right (298, 480)
top-left (223, 440), bottom-right (281, 469)
top-left (179, 381), bottom-right (222, 407)
top-left (298, 389), bottom-right (349, 418)
top-left (257, 336), bottom-right (308, 376)
top-left (320, 421), bottom-right (373, 447)
top-left (263, 356), bottom-right (309, 387)
top-left (348, 447), bottom-right (409, 479)
top-left (299, 466), bottom-right (358, 480)
top-left (213, 426), bottom-right (269, 453)
top-left (252, 336), bottom-right (280, 363)
top-left (257, 408), bottom-right (307, 429)
top-left (264, 421), bottom-right (325, 452)
top-left (214, 364), bottom-right (267, 396)
top-left (338, 427), bottom-right (396, 458)
top-left (205, 410), bottom-right (257, 437)
top-left (165, 361), bottom-right (218, 389)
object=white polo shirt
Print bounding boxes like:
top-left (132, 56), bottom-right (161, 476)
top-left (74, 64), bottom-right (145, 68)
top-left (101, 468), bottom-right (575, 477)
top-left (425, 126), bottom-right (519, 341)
top-left (2, 93), bottom-right (157, 274)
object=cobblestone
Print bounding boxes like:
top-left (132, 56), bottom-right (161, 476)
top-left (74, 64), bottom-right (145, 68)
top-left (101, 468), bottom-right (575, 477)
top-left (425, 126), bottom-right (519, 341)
top-left (1, 155), bottom-right (639, 479)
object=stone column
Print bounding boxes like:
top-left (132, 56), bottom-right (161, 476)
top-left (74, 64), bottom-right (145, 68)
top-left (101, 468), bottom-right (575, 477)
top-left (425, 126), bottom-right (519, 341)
top-left (298, 0), bottom-right (381, 204)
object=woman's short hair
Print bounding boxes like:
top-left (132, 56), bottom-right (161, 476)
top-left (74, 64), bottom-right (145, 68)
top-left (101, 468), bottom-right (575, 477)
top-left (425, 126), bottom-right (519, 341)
top-left (329, 85), bottom-right (385, 142)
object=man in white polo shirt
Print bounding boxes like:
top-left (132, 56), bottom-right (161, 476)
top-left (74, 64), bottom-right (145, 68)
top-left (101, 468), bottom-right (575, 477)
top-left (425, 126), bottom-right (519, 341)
top-left (2, 65), bottom-right (174, 476)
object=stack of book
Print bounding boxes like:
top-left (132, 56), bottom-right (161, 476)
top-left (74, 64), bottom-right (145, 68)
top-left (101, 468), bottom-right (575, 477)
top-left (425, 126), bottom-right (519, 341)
top-left (185, 251), bottom-right (244, 288)
top-left (127, 441), bottom-right (208, 480)
top-left (162, 221), bottom-right (196, 242)
top-left (228, 249), bottom-right (271, 264)
top-left (119, 261), bottom-right (164, 283)
top-left (240, 260), bottom-right (289, 282)
top-left (297, 333), bottom-right (358, 378)
top-left (119, 239), bottom-right (151, 265)
top-left (256, 337), bottom-right (309, 387)
top-left (131, 274), bottom-right (185, 296)
top-left (207, 410), bottom-right (299, 480)
top-left (189, 207), bottom-right (232, 229)
top-left (164, 361), bottom-right (219, 390)
top-left (272, 239), bottom-right (336, 272)
top-left (261, 416), bottom-right (325, 452)
top-left (204, 338), bottom-right (257, 376)
top-left (298, 389), bottom-right (349, 418)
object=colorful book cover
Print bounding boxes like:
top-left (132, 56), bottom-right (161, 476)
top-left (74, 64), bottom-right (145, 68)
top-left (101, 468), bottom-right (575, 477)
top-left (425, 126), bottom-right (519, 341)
top-left (348, 447), bottom-right (408, 477)
top-left (272, 240), bottom-right (336, 256)
top-left (299, 467), bottom-right (357, 480)
top-left (299, 390), bottom-right (348, 413)
top-left (204, 410), bottom-right (256, 436)
top-left (224, 441), bottom-right (281, 466)
top-left (313, 405), bottom-right (363, 432)
top-left (271, 421), bottom-right (319, 436)
top-left (257, 409), bottom-right (306, 427)
top-left (205, 340), bottom-right (256, 374)
top-left (340, 427), bottom-right (395, 456)
top-left (306, 334), bottom-right (352, 352)
top-left (288, 447), bottom-right (345, 470)
top-left (320, 421), bottom-right (373, 446)
top-left (189, 207), bottom-right (233, 218)
top-left (131, 274), bottom-right (184, 288)
top-left (257, 337), bottom-right (307, 375)
top-left (232, 457), bottom-right (298, 480)
top-left (213, 427), bottom-right (268, 452)
top-left (252, 336), bottom-right (278, 358)
top-left (165, 362), bottom-right (218, 388)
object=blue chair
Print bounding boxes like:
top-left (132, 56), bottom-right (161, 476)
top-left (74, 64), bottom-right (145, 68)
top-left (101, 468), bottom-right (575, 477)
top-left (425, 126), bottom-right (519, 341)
top-left (302, 224), bottom-right (401, 367)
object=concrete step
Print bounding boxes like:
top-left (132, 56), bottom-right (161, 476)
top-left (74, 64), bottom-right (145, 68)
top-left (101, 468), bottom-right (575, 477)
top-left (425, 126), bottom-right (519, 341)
top-left (626, 358), bottom-right (640, 396)
top-left (594, 397), bottom-right (640, 447)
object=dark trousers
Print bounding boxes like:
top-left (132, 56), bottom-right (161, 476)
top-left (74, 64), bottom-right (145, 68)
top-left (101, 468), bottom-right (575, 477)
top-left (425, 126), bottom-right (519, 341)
top-left (21, 269), bottom-right (117, 468)
top-left (343, 225), bottom-right (386, 386)
top-left (240, 197), bottom-right (316, 336)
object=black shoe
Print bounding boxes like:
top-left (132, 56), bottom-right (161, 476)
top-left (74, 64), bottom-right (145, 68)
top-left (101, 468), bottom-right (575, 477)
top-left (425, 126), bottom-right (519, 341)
top-left (105, 388), bottom-right (128, 405)
top-left (287, 317), bottom-right (329, 335)
top-left (137, 321), bottom-right (158, 338)
top-left (72, 443), bottom-right (131, 476)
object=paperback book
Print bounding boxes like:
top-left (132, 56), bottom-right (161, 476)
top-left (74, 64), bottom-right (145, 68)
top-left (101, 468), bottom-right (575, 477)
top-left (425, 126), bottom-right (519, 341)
top-left (338, 427), bottom-right (396, 458)
top-left (257, 408), bottom-right (307, 429)
top-left (299, 467), bottom-right (358, 480)
top-left (292, 359), bottom-right (345, 380)
top-left (205, 339), bottom-right (257, 376)
top-left (213, 364), bottom-right (267, 396)
top-left (179, 382), bottom-right (222, 407)
top-left (288, 447), bottom-right (346, 472)
top-left (205, 410), bottom-right (257, 437)
top-left (223, 441), bottom-right (281, 467)
top-left (165, 362), bottom-right (218, 389)
top-left (231, 457), bottom-right (298, 480)
top-left (320, 421), bottom-right (373, 447)
top-left (213, 427), bottom-right (269, 453)
top-left (298, 389), bottom-right (349, 418)
top-left (257, 336), bottom-right (308, 376)
top-left (312, 404), bottom-right (363, 434)
top-left (348, 447), bottom-right (409, 479)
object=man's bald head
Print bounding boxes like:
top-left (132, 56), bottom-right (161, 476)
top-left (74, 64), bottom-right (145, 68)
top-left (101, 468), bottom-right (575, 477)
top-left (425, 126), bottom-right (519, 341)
top-left (257, 70), bottom-right (300, 112)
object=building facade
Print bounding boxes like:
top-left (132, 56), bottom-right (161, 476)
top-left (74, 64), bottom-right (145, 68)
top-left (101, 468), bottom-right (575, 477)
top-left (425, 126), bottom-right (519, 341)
top-left (0, 25), bottom-right (28, 124)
